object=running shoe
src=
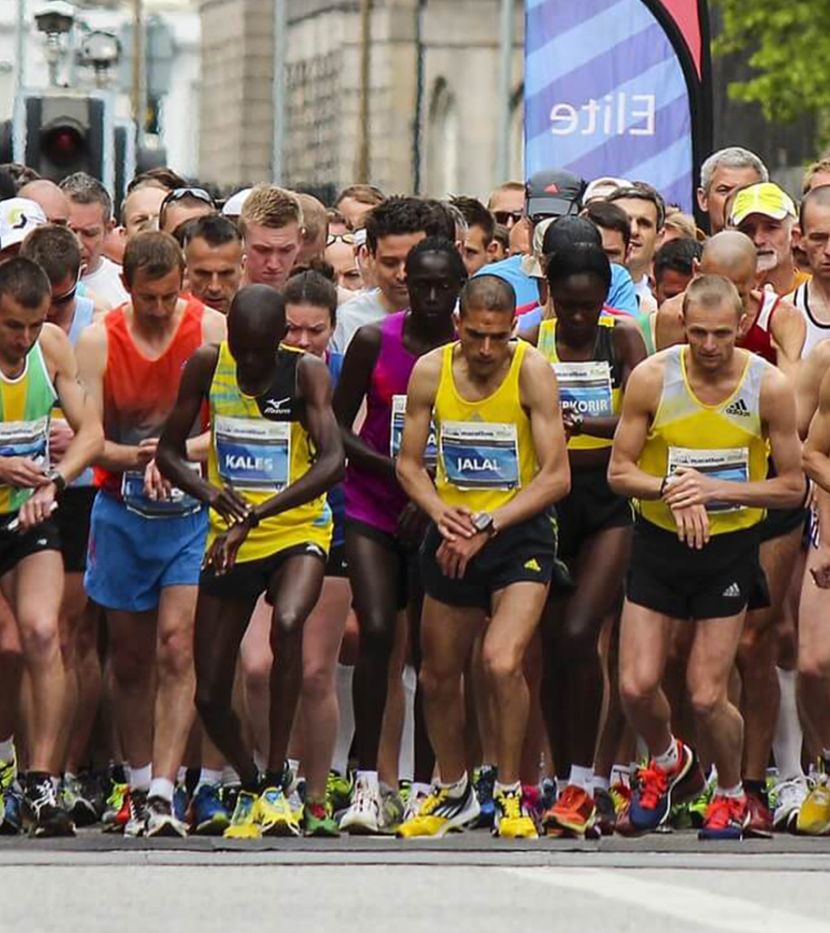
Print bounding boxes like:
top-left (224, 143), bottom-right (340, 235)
top-left (60, 774), bottom-right (98, 827)
top-left (797, 773), bottom-right (830, 835)
top-left (221, 782), bottom-right (240, 816)
top-left (0, 784), bottom-right (22, 835)
top-left (744, 789), bottom-right (773, 839)
top-left (401, 784), bottom-right (431, 824)
top-left (472, 765), bottom-right (497, 828)
top-left (379, 786), bottom-right (405, 834)
top-left (542, 784), bottom-right (596, 836)
top-left (609, 782), bottom-right (631, 815)
top-left (0, 750), bottom-right (16, 790)
top-left (340, 775), bottom-right (381, 835)
top-left (699, 793), bottom-right (750, 840)
top-left (189, 783), bottom-right (230, 836)
top-left (22, 773), bottom-right (75, 838)
top-left (594, 787), bottom-right (617, 836)
top-left (102, 780), bottom-right (129, 829)
top-left (326, 770), bottom-right (353, 813)
top-left (626, 740), bottom-right (704, 834)
top-left (223, 789), bottom-right (261, 839)
top-left (397, 780), bottom-right (480, 838)
top-left (258, 785), bottom-right (301, 837)
top-left (773, 776), bottom-right (807, 832)
top-left (79, 770), bottom-right (107, 821)
top-left (494, 785), bottom-right (538, 839)
top-left (687, 781), bottom-right (714, 829)
top-left (303, 799), bottom-right (340, 837)
top-left (173, 784), bottom-right (189, 823)
top-left (146, 795), bottom-right (188, 838)
top-left (124, 789), bottom-right (150, 838)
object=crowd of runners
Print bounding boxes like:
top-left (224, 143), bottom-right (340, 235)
top-left (1, 146), bottom-right (830, 843)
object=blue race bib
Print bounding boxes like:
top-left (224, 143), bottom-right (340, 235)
top-left (439, 420), bottom-right (520, 490)
top-left (215, 415), bottom-right (290, 492)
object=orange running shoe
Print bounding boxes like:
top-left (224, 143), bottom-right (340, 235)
top-left (542, 784), bottom-right (596, 836)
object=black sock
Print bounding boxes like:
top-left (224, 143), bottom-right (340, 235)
top-left (111, 763), bottom-right (127, 785)
top-left (241, 774), bottom-right (260, 794)
top-left (263, 769), bottom-right (287, 791)
top-left (743, 779), bottom-right (766, 802)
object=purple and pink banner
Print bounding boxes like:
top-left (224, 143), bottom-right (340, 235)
top-left (524, 0), bottom-right (712, 213)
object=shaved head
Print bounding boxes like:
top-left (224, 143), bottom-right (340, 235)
top-left (18, 179), bottom-right (70, 226)
top-left (800, 184), bottom-right (830, 230)
top-left (228, 284), bottom-right (286, 343)
top-left (700, 231), bottom-right (756, 277)
top-left (459, 274), bottom-right (516, 317)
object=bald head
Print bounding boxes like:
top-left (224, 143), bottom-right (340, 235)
top-left (18, 179), bottom-right (70, 226)
top-left (460, 274), bottom-right (516, 317)
top-left (228, 284), bottom-right (286, 343)
top-left (699, 230), bottom-right (757, 303)
top-left (799, 184), bottom-right (830, 230)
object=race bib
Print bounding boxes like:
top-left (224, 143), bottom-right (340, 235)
top-left (215, 415), bottom-right (290, 492)
top-left (439, 420), bottom-right (520, 490)
top-left (552, 361), bottom-right (613, 417)
top-left (0, 416), bottom-right (49, 465)
top-left (121, 465), bottom-right (202, 519)
top-left (667, 446), bottom-right (749, 513)
top-left (390, 395), bottom-right (437, 468)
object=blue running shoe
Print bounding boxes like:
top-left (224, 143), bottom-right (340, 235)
top-left (173, 784), bottom-right (188, 822)
top-left (0, 785), bottom-right (22, 835)
top-left (189, 783), bottom-right (230, 836)
top-left (473, 765), bottom-right (496, 828)
top-left (699, 793), bottom-right (749, 840)
top-left (627, 740), bottom-right (704, 834)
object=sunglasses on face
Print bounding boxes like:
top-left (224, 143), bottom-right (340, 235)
top-left (493, 210), bottom-right (523, 225)
top-left (327, 232), bottom-right (356, 247)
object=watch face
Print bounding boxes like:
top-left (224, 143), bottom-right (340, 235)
top-left (474, 513), bottom-right (491, 532)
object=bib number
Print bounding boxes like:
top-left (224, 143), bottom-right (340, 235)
top-left (439, 420), bottom-right (520, 491)
top-left (215, 416), bottom-right (290, 492)
top-left (552, 361), bottom-right (613, 417)
top-left (667, 446), bottom-right (749, 513)
top-left (121, 465), bottom-right (202, 519)
top-left (390, 395), bottom-right (437, 468)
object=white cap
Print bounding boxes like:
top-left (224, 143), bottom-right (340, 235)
top-left (0, 198), bottom-right (47, 251)
top-left (222, 188), bottom-right (253, 218)
top-left (583, 176), bottom-right (631, 203)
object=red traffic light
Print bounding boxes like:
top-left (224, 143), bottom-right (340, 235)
top-left (40, 121), bottom-right (86, 167)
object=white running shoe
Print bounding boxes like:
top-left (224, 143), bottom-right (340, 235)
top-left (339, 775), bottom-right (381, 834)
top-left (773, 776), bottom-right (808, 832)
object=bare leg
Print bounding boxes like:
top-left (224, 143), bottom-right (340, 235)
top-left (239, 596), bottom-right (272, 763)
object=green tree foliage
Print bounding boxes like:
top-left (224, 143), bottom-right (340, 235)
top-left (714, 1), bottom-right (830, 122)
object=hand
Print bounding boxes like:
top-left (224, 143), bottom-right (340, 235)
top-left (208, 483), bottom-right (253, 524)
top-left (396, 501), bottom-right (430, 548)
top-left (562, 409), bottom-right (583, 439)
top-left (0, 456), bottom-right (49, 489)
top-left (662, 468), bottom-right (722, 509)
top-left (48, 419), bottom-right (75, 463)
top-left (435, 505), bottom-right (476, 542)
top-left (17, 483), bottom-right (57, 532)
top-left (143, 458), bottom-right (173, 501)
top-left (670, 503), bottom-right (710, 550)
top-left (135, 438), bottom-right (159, 469)
top-left (202, 520), bottom-right (250, 575)
top-left (436, 532), bottom-right (488, 579)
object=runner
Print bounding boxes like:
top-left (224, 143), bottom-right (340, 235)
top-left (156, 283), bottom-right (344, 839)
top-left (532, 243), bottom-right (646, 836)
top-left (76, 231), bottom-right (226, 838)
top-left (0, 257), bottom-right (103, 835)
top-left (395, 273), bottom-right (570, 839)
top-left (333, 238), bottom-right (464, 834)
top-left (609, 274), bottom-right (804, 839)
top-left (789, 186), bottom-right (830, 355)
top-left (696, 147), bottom-right (768, 235)
top-left (181, 214), bottom-right (244, 316)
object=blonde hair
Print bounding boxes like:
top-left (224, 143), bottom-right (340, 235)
top-left (803, 158), bottom-right (830, 194)
top-left (239, 184), bottom-right (303, 236)
top-left (664, 208), bottom-right (697, 240)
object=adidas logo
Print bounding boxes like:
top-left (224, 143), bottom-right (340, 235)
top-left (524, 558), bottom-right (541, 572)
top-left (724, 398), bottom-right (750, 417)
top-left (722, 582), bottom-right (741, 598)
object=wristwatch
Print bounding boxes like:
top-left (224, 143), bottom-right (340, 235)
top-left (472, 511), bottom-right (496, 537)
top-left (45, 468), bottom-right (66, 496)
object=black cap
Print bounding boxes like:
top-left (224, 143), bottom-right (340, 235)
top-left (526, 169), bottom-right (585, 221)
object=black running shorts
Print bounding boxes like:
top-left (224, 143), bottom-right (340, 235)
top-left (626, 518), bottom-right (769, 621)
top-left (200, 541), bottom-right (327, 603)
top-left (0, 513), bottom-right (60, 578)
top-left (556, 466), bottom-right (633, 561)
top-left (56, 486), bottom-right (96, 573)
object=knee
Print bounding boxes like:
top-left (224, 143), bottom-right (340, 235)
top-left (272, 604), bottom-right (309, 642)
top-left (18, 615), bottom-right (60, 663)
top-left (195, 680), bottom-right (227, 726)
top-left (687, 680), bottom-right (725, 721)
top-left (302, 661), bottom-right (333, 704)
top-left (358, 610), bottom-right (396, 658)
top-left (418, 662), bottom-right (451, 699)
top-left (620, 666), bottom-right (660, 710)
top-left (481, 643), bottom-right (523, 686)
top-left (241, 650), bottom-right (272, 692)
top-left (157, 627), bottom-right (194, 681)
top-left (556, 614), bottom-right (600, 663)
top-left (799, 652), bottom-right (830, 683)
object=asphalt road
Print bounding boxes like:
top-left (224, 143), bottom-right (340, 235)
top-left (4, 831), bottom-right (830, 932)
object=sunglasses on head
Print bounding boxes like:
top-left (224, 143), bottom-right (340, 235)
top-left (493, 210), bottom-right (523, 225)
top-left (327, 232), bottom-right (356, 247)
top-left (52, 274), bottom-right (79, 306)
top-left (162, 187), bottom-right (215, 208)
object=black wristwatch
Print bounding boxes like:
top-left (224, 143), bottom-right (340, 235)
top-left (45, 468), bottom-right (67, 497)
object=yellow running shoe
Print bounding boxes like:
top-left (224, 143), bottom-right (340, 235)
top-left (397, 780), bottom-right (480, 838)
top-left (797, 774), bottom-right (830, 835)
top-left (223, 790), bottom-right (262, 839)
top-left (494, 786), bottom-right (538, 839)
top-left (0, 748), bottom-right (16, 791)
top-left (257, 785), bottom-right (301, 837)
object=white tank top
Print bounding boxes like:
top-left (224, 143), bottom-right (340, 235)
top-left (792, 281), bottom-right (830, 357)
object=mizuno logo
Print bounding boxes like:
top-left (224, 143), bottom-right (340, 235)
top-left (722, 582), bottom-right (741, 597)
top-left (524, 558), bottom-right (541, 572)
top-left (724, 398), bottom-right (750, 417)
top-left (263, 396), bottom-right (291, 414)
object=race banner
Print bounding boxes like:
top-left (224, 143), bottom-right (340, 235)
top-left (524, 0), bottom-right (712, 214)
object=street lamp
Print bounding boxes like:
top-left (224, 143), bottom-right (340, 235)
top-left (79, 30), bottom-right (121, 87)
top-left (34, 1), bottom-right (76, 87)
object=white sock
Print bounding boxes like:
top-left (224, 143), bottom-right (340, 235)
top-left (437, 772), bottom-right (468, 796)
top-left (412, 781), bottom-right (431, 798)
top-left (774, 667), bottom-right (804, 780)
top-left (716, 782), bottom-right (744, 799)
top-left (288, 758), bottom-right (301, 778)
top-left (222, 766), bottom-right (240, 786)
top-left (51, 775), bottom-right (60, 791)
top-left (197, 768), bottom-right (223, 790)
top-left (149, 777), bottom-right (174, 803)
top-left (592, 775), bottom-right (610, 793)
top-left (654, 738), bottom-right (679, 771)
top-left (253, 751), bottom-right (267, 773)
top-left (176, 767), bottom-right (187, 784)
top-left (567, 764), bottom-right (594, 792)
top-left (398, 664), bottom-right (416, 783)
top-left (130, 763), bottom-right (152, 792)
top-left (332, 663), bottom-right (355, 776)
top-left (610, 764), bottom-right (629, 788)
top-left (356, 769), bottom-right (379, 793)
top-left (0, 737), bottom-right (13, 762)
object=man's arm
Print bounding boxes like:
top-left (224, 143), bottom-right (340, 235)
top-left (202, 306), bottom-right (228, 344)
top-left (795, 340), bottom-right (830, 438)
top-left (803, 366), bottom-right (830, 494)
top-left (666, 365), bottom-right (805, 510)
top-left (771, 300), bottom-right (806, 380)
top-left (331, 324), bottom-right (393, 477)
top-left (654, 295), bottom-right (685, 351)
top-left (75, 322), bottom-right (152, 473)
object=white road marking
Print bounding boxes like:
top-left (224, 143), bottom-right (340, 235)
top-left (503, 867), bottom-right (830, 932)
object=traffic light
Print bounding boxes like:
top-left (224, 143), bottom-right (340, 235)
top-left (13, 91), bottom-right (114, 191)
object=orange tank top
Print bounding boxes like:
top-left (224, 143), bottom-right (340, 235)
top-left (96, 297), bottom-right (205, 497)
